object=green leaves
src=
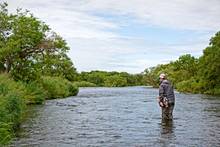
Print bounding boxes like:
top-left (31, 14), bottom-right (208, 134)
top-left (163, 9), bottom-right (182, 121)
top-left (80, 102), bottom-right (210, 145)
top-left (0, 3), bottom-right (80, 145)
top-left (144, 31), bottom-right (220, 95)
top-left (104, 75), bottom-right (127, 87)
top-left (0, 73), bottom-right (79, 145)
top-left (77, 71), bottom-right (144, 87)
top-left (198, 31), bottom-right (220, 94)
top-left (0, 74), bottom-right (26, 145)
top-left (0, 2), bottom-right (77, 82)
top-left (38, 76), bottom-right (79, 99)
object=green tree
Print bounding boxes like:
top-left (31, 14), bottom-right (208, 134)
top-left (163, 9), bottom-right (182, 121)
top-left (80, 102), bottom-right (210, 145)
top-left (87, 71), bottom-right (105, 86)
top-left (104, 75), bottom-right (127, 87)
top-left (173, 54), bottom-right (198, 75)
top-left (143, 64), bottom-right (171, 87)
top-left (77, 70), bottom-right (144, 87)
top-left (198, 31), bottom-right (220, 94)
top-left (0, 3), bottom-right (77, 81)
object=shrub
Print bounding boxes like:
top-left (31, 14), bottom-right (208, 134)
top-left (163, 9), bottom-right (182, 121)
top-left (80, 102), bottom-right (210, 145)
top-left (73, 81), bottom-right (97, 87)
top-left (176, 80), bottom-right (192, 93)
top-left (0, 122), bottom-right (12, 145)
top-left (23, 82), bottom-right (46, 104)
top-left (0, 74), bottom-right (78, 145)
top-left (205, 87), bottom-right (220, 95)
top-left (67, 83), bottom-right (79, 96)
top-left (39, 76), bottom-right (79, 99)
top-left (176, 77), bottom-right (208, 94)
top-left (0, 74), bottom-right (26, 145)
top-left (104, 75), bottom-right (127, 87)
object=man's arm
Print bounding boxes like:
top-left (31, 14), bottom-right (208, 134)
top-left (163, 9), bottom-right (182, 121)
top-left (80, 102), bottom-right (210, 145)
top-left (157, 84), bottom-right (164, 102)
top-left (159, 84), bottom-right (164, 98)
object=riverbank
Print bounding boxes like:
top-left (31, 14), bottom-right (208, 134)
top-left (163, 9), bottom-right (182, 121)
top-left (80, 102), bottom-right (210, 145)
top-left (0, 74), bottom-right (79, 145)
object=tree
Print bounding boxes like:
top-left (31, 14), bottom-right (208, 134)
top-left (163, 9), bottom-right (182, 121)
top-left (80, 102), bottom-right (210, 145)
top-left (87, 71), bottom-right (105, 86)
top-left (172, 54), bottom-right (198, 76)
top-left (0, 3), bottom-right (77, 81)
top-left (198, 31), bottom-right (220, 93)
top-left (143, 64), bottom-right (171, 87)
top-left (104, 75), bottom-right (127, 87)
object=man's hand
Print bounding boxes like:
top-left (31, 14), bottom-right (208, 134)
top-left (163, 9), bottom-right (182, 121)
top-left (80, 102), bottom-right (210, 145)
top-left (157, 96), bottom-right (161, 102)
top-left (157, 96), bottom-right (165, 107)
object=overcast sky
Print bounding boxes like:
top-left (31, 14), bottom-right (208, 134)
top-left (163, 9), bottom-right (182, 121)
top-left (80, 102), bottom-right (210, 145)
top-left (5, 0), bottom-right (220, 73)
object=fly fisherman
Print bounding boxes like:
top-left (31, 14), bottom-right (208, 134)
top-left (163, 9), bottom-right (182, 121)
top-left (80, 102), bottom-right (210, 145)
top-left (157, 73), bottom-right (175, 120)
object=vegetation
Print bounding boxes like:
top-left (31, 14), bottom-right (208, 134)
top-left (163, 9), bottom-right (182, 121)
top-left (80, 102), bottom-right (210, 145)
top-left (0, 3), bottom-right (79, 145)
top-left (39, 76), bottom-right (78, 99)
top-left (143, 31), bottom-right (220, 95)
top-left (73, 81), bottom-right (97, 87)
top-left (0, 2), bottom-right (77, 82)
top-left (76, 71), bottom-right (144, 87)
top-left (0, 74), bottom-right (26, 145)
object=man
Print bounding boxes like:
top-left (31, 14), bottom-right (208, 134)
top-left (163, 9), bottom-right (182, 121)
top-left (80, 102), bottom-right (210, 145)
top-left (157, 73), bottom-right (175, 120)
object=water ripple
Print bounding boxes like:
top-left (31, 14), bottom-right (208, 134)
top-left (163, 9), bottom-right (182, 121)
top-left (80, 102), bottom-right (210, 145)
top-left (11, 87), bottom-right (220, 147)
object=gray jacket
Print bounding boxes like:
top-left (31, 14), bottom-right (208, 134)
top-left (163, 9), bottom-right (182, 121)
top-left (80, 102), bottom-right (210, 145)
top-left (159, 80), bottom-right (175, 104)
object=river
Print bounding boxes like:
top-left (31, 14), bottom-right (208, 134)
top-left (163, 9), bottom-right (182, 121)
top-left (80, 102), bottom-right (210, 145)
top-left (12, 87), bottom-right (220, 147)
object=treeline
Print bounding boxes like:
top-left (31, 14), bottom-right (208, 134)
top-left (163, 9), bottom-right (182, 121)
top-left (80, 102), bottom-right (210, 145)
top-left (0, 3), bottom-right (78, 145)
top-left (143, 31), bottom-right (220, 95)
top-left (75, 71), bottom-right (144, 87)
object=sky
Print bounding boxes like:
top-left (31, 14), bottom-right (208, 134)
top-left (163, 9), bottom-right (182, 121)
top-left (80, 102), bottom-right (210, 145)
top-left (5, 0), bottom-right (220, 73)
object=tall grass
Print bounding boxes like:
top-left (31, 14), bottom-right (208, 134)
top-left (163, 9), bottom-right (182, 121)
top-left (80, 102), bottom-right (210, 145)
top-left (22, 82), bottom-right (46, 104)
top-left (0, 74), bottom-right (79, 145)
top-left (0, 74), bottom-right (25, 145)
top-left (38, 76), bottom-right (79, 99)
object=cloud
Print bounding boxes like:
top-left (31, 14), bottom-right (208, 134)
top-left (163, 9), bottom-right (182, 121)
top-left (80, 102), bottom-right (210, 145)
top-left (68, 37), bottom-right (208, 73)
top-left (6, 0), bottom-right (120, 39)
top-left (81, 0), bottom-right (220, 31)
top-left (9, 0), bottom-right (220, 36)
top-left (5, 0), bottom-right (219, 73)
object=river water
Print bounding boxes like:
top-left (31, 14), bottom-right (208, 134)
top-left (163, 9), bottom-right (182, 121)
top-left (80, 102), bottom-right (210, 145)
top-left (12, 87), bottom-right (220, 147)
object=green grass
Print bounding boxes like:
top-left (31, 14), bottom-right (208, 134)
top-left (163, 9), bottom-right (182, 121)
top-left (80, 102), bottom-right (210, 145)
top-left (0, 74), bottom-right (79, 145)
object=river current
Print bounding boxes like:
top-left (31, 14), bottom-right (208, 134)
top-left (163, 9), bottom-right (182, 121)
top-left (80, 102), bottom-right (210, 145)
top-left (12, 87), bottom-right (220, 147)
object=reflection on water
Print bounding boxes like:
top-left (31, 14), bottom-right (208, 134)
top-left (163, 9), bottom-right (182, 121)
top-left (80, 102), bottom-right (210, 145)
top-left (11, 87), bottom-right (220, 146)
top-left (159, 119), bottom-right (175, 147)
top-left (161, 119), bottom-right (174, 135)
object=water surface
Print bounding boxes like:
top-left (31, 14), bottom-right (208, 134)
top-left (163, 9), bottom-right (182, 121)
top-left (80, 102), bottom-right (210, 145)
top-left (12, 87), bottom-right (220, 146)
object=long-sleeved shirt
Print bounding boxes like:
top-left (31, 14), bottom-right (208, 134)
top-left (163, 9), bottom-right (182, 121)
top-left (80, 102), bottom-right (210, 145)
top-left (159, 79), bottom-right (175, 104)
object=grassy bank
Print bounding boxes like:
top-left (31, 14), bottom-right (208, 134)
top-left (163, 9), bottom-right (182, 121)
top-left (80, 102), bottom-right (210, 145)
top-left (0, 74), bottom-right (79, 145)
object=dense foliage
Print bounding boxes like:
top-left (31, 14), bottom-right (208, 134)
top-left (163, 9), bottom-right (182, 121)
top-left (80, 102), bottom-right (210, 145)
top-left (0, 3), bottom-right (77, 82)
top-left (0, 74), bottom-right (78, 145)
top-left (0, 74), bottom-right (26, 145)
top-left (39, 76), bottom-right (78, 99)
top-left (76, 71), bottom-right (144, 87)
top-left (143, 31), bottom-right (220, 95)
top-left (73, 81), bottom-right (97, 87)
top-left (198, 32), bottom-right (220, 94)
top-left (0, 3), bottom-right (79, 145)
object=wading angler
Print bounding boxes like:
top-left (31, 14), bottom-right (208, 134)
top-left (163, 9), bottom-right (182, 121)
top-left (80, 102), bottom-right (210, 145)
top-left (157, 73), bottom-right (175, 120)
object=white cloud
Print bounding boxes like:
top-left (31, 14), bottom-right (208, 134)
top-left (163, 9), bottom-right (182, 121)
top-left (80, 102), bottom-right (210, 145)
top-left (67, 37), bottom-right (208, 73)
top-left (5, 0), bottom-right (219, 73)
top-left (81, 0), bottom-right (220, 31)
top-left (6, 0), bottom-right (120, 39)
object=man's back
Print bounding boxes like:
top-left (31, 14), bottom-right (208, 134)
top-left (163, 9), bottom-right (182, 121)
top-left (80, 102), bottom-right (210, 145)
top-left (159, 80), bottom-right (175, 104)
